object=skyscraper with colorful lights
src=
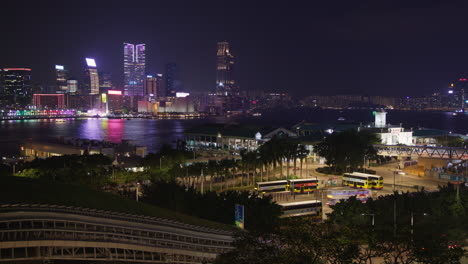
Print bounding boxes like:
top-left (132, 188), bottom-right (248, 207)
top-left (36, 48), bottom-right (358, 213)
top-left (55, 65), bottom-right (68, 93)
top-left (83, 58), bottom-right (99, 95)
top-left (123, 43), bottom-right (146, 96)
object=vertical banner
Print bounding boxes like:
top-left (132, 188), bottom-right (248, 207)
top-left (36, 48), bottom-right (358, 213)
top-left (235, 204), bottom-right (244, 229)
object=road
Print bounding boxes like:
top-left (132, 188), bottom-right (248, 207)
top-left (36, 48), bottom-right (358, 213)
top-left (267, 161), bottom-right (449, 220)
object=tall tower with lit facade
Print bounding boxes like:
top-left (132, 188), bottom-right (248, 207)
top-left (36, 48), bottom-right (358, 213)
top-left (55, 65), bottom-right (68, 93)
top-left (123, 43), bottom-right (146, 96)
top-left (165, 63), bottom-right (177, 97)
top-left (83, 58), bottom-right (99, 95)
top-left (216, 41), bottom-right (235, 95)
top-left (2, 68), bottom-right (32, 105)
top-left (99, 71), bottom-right (113, 93)
top-left (145, 74), bottom-right (163, 99)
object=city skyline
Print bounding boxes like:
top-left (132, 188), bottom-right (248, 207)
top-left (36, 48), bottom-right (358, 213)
top-left (5, 1), bottom-right (468, 96)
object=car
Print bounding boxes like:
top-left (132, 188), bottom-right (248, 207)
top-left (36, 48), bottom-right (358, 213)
top-left (395, 170), bottom-right (406, 175)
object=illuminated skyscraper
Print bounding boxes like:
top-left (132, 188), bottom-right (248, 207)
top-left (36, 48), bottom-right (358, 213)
top-left (145, 74), bottom-right (163, 99)
top-left (83, 58), bottom-right (99, 95)
top-left (55, 65), bottom-right (68, 93)
top-left (216, 42), bottom-right (235, 95)
top-left (2, 68), bottom-right (32, 105)
top-left (67, 79), bottom-right (78, 93)
top-left (165, 63), bottom-right (177, 97)
top-left (123, 43), bottom-right (146, 96)
top-left (99, 71), bottom-right (113, 93)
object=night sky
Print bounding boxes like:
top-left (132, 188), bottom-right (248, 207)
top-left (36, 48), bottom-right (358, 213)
top-left (2, 0), bottom-right (468, 96)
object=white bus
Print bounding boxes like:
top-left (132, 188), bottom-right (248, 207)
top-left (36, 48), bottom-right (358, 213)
top-left (255, 180), bottom-right (288, 193)
top-left (279, 200), bottom-right (322, 221)
top-left (326, 189), bottom-right (370, 205)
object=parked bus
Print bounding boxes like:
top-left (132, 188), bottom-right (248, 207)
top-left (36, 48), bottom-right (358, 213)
top-left (326, 189), bottom-right (370, 205)
top-left (255, 180), bottom-right (288, 193)
top-left (287, 178), bottom-right (320, 194)
top-left (279, 200), bottom-right (322, 221)
top-left (342, 172), bottom-right (383, 189)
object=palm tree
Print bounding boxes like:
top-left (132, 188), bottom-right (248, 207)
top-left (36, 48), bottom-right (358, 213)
top-left (243, 151), bottom-right (254, 186)
top-left (207, 160), bottom-right (218, 191)
top-left (296, 144), bottom-right (309, 178)
top-left (260, 136), bottom-right (286, 180)
top-left (240, 149), bottom-right (248, 186)
top-left (258, 141), bottom-right (271, 182)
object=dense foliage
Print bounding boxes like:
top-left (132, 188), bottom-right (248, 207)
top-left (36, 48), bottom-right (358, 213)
top-left (16, 154), bottom-right (112, 186)
top-left (216, 184), bottom-right (468, 264)
top-left (142, 181), bottom-right (282, 233)
top-left (0, 176), bottom-right (232, 230)
top-left (313, 130), bottom-right (379, 172)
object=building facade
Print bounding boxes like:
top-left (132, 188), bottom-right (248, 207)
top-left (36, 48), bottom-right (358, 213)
top-left (123, 43), bottom-right (146, 96)
top-left (185, 125), bottom-right (297, 152)
top-left (33, 94), bottom-right (66, 109)
top-left (83, 58), bottom-right (99, 95)
top-left (21, 137), bottom-right (147, 160)
top-left (144, 74), bottom-right (162, 99)
top-left (99, 71), bottom-right (113, 94)
top-left (2, 68), bottom-right (32, 105)
top-left (216, 42), bottom-right (235, 95)
top-left (165, 63), bottom-right (177, 97)
top-left (107, 90), bottom-right (123, 113)
top-left (67, 79), bottom-right (78, 93)
top-left (66, 94), bottom-right (99, 111)
top-left (55, 65), bottom-right (68, 93)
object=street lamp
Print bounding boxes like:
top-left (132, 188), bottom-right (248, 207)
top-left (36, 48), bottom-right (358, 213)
top-left (159, 156), bottom-right (165, 170)
top-left (136, 182), bottom-right (140, 202)
top-left (411, 212), bottom-right (428, 241)
top-left (361, 213), bottom-right (375, 226)
top-left (393, 169), bottom-right (397, 237)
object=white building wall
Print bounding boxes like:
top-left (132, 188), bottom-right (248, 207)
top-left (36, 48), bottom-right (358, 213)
top-left (378, 127), bottom-right (413, 145)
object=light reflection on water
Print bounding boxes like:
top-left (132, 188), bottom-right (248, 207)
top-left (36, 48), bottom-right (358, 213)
top-left (2, 110), bottom-right (468, 156)
top-left (0, 118), bottom-right (214, 156)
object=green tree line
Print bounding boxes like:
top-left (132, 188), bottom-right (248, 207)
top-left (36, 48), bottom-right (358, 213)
top-left (142, 180), bottom-right (282, 233)
top-left (216, 184), bottom-right (468, 264)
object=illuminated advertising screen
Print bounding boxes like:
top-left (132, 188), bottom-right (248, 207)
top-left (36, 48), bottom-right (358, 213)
top-left (55, 65), bottom-right (64, 70)
top-left (85, 58), bottom-right (97, 67)
top-left (108, 90), bottom-right (122, 95)
top-left (176, 92), bottom-right (190, 98)
top-left (101, 93), bottom-right (107, 103)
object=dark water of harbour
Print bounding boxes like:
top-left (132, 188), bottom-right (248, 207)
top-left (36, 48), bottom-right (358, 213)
top-left (0, 117), bottom-right (226, 157)
top-left (243, 109), bottom-right (468, 134)
top-left (1, 109), bottom-right (468, 157)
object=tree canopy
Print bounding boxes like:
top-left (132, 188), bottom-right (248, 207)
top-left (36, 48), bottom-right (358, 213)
top-left (314, 129), bottom-right (379, 171)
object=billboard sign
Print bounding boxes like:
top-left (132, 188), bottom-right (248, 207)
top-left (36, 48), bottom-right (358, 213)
top-left (55, 65), bottom-right (64, 70)
top-left (85, 58), bottom-right (97, 67)
top-left (176, 92), bottom-right (190, 98)
top-left (108, 90), bottom-right (122, 95)
top-left (235, 204), bottom-right (244, 229)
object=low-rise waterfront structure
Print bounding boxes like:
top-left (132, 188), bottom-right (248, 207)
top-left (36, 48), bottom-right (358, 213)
top-left (21, 137), bottom-right (147, 160)
top-left (185, 124), bottom-right (297, 152)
